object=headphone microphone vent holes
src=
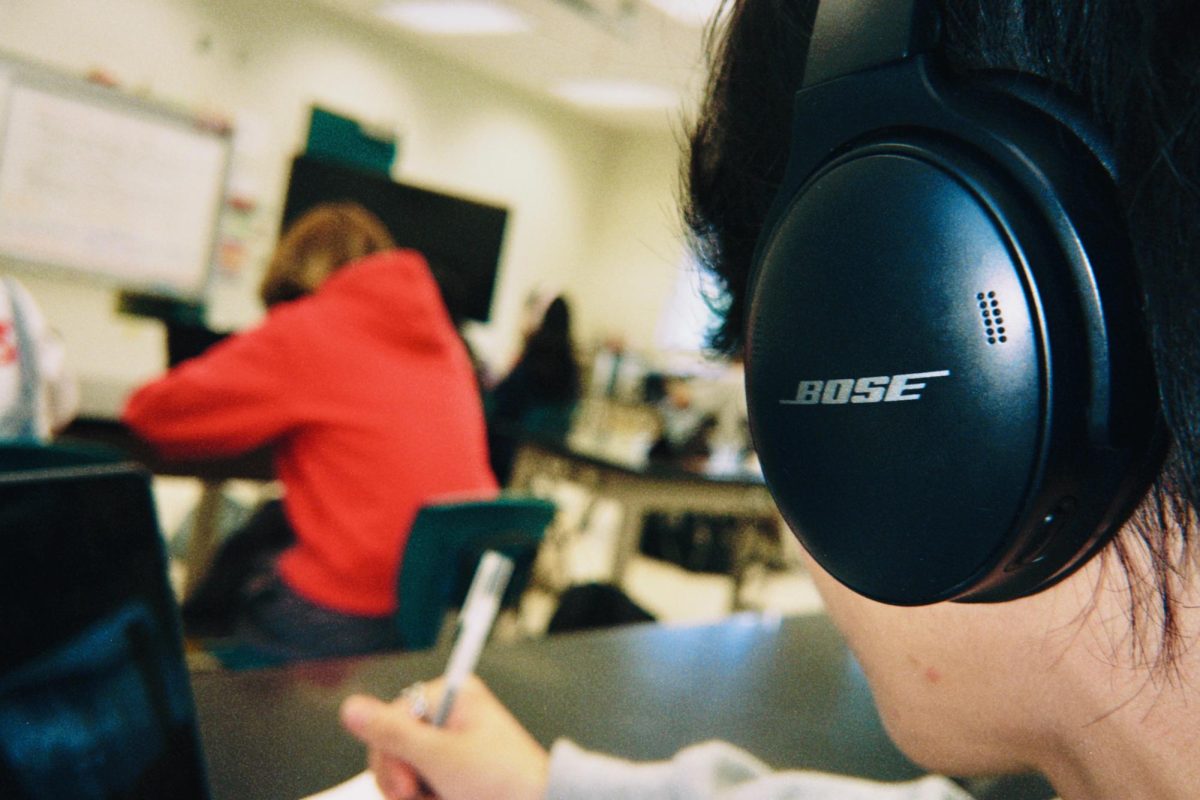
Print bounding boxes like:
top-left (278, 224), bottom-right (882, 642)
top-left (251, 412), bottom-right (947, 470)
top-left (976, 291), bottom-right (1007, 344)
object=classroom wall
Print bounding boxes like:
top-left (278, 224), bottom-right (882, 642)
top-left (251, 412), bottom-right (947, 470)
top-left (571, 128), bottom-right (690, 351)
top-left (0, 0), bottom-right (691, 405)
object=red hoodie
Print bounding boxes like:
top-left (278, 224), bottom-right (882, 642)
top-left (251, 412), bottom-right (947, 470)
top-left (123, 250), bottom-right (498, 615)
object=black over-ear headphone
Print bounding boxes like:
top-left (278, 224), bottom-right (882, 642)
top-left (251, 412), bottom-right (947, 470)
top-left (744, 0), bottom-right (1164, 604)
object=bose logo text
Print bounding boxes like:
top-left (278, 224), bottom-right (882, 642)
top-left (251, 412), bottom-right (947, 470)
top-left (780, 370), bottom-right (952, 405)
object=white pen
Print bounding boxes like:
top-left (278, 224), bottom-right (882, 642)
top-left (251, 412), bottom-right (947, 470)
top-left (430, 550), bottom-right (514, 727)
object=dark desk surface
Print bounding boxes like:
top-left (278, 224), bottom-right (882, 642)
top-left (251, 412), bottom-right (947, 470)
top-left (189, 613), bottom-right (1054, 800)
top-left (60, 416), bottom-right (274, 482)
top-left (516, 430), bottom-right (767, 487)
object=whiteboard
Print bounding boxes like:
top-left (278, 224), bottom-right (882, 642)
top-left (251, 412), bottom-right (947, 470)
top-left (0, 54), bottom-right (231, 301)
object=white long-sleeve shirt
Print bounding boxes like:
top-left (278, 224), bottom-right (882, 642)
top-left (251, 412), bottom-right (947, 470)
top-left (0, 276), bottom-right (78, 440)
top-left (546, 739), bottom-right (979, 800)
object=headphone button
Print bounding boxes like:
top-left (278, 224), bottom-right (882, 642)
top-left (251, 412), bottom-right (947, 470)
top-left (1009, 497), bottom-right (1078, 569)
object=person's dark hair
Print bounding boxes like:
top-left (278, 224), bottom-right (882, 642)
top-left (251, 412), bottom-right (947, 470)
top-left (684, 0), bottom-right (1200, 668)
top-left (517, 296), bottom-right (580, 403)
top-left (685, 0), bottom-right (817, 355)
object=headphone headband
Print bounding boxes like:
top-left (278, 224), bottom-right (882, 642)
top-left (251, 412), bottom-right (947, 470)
top-left (805, 0), bottom-right (938, 87)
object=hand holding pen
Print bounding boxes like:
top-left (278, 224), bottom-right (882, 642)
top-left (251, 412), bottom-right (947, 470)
top-left (340, 553), bottom-right (550, 800)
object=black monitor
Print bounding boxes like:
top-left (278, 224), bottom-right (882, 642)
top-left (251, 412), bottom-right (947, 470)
top-left (0, 447), bottom-right (210, 800)
top-left (281, 154), bottom-right (509, 323)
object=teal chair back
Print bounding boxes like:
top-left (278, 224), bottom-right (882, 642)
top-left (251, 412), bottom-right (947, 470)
top-left (521, 401), bottom-right (577, 440)
top-left (0, 439), bottom-right (127, 472)
top-left (396, 495), bottom-right (555, 650)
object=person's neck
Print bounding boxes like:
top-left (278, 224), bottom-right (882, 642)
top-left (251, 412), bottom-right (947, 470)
top-left (1035, 563), bottom-right (1200, 800)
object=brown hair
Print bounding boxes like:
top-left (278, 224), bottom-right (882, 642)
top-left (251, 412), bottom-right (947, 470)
top-left (259, 202), bottom-right (397, 308)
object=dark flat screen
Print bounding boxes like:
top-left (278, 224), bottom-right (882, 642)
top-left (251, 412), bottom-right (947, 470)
top-left (282, 154), bottom-right (508, 323)
top-left (0, 452), bottom-right (210, 800)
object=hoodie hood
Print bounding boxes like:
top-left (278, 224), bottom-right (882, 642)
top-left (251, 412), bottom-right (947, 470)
top-left (309, 249), bottom-right (456, 354)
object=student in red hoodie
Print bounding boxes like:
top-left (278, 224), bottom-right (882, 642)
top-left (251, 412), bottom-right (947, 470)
top-left (123, 202), bottom-right (497, 662)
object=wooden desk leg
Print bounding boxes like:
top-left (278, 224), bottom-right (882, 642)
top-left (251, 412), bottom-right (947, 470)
top-left (182, 479), bottom-right (225, 600)
top-left (509, 445), bottom-right (536, 491)
top-left (611, 498), bottom-right (646, 588)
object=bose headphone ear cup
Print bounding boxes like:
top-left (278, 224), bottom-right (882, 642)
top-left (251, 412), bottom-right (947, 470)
top-left (974, 71), bottom-right (1119, 179)
top-left (744, 56), bottom-right (1163, 605)
top-left (968, 71), bottom-right (1160, 454)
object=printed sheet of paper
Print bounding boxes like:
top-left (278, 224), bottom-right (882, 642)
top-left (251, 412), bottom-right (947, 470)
top-left (300, 770), bottom-right (384, 800)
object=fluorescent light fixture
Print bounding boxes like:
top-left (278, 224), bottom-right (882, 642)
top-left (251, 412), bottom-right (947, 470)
top-left (553, 79), bottom-right (680, 110)
top-left (642, 0), bottom-right (724, 27)
top-left (376, 1), bottom-right (531, 36)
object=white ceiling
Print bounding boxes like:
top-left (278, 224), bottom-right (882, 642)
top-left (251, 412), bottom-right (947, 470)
top-left (309, 0), bottom-right (715, 131)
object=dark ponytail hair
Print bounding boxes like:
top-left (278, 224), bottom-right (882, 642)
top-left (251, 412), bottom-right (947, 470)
top-left (518, 296), bottom-right (580, 403)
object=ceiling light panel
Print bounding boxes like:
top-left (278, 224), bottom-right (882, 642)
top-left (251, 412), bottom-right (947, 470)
top-left (376, 1), bottom-right (532, 36)
top-left (642, 0), bottom-right (723, 27)
top-left (552, 79), bottom-right (680, 109)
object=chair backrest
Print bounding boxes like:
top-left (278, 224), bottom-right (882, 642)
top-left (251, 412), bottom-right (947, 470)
top-left (546, 582), bottom-right (656, 635)
top-left (396, 495), bottom-right (556, 650)
top-left (520, 401), bottom-right (577, 440)
top-left (0, 443), bottom-right (211, 799)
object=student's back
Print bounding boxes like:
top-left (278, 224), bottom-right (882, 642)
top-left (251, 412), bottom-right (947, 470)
top-left (124, 204), bottom-right (497, 662)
